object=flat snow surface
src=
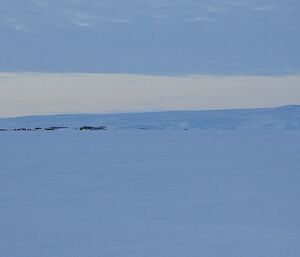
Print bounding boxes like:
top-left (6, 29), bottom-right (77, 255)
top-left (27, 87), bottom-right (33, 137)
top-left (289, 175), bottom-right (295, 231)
top-left (0, 106), bottom-right (300, 257)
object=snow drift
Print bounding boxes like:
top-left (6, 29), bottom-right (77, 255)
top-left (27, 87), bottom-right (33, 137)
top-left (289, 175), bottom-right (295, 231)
top-left (0, 106), bottom-right (299, 257)
top-left (0, 105), bottom-right (300, 131)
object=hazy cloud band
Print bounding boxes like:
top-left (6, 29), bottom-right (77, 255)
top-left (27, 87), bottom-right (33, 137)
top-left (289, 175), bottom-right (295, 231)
top-left (0, 73), bottom-right (300, 117)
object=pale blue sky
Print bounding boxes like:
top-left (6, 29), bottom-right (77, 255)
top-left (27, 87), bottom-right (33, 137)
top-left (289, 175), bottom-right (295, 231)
top-left (0, 0), bottom-right (299, 75)
top-left (0, 1), bottom-right (299, 117)
top-left (1, 73), bottom-right (300, 117)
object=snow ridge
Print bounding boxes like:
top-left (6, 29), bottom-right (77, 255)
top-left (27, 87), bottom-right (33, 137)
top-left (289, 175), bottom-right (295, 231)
top-left (0, 105), bottom-right (299, 131)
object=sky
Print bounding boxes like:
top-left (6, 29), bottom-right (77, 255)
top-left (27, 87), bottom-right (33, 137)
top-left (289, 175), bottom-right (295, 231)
top-left (1, 0), bottom-right (299, 75)
top-left (1, 73), bottom-right (300, 117)
top-left (0, 0), bottom-right (299, 116)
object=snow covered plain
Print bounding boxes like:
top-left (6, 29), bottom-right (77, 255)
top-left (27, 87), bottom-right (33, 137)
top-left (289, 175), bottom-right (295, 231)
top-left (0, 106), bottom-right (300, 257)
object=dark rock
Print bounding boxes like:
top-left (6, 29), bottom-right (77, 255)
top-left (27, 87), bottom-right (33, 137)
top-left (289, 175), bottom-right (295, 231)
top-left (13, 128), bottom-right (31, 131)
top-left (44, 126), bottom-right (68, 131)
top-left (80, 126), bottom-right (107, 131)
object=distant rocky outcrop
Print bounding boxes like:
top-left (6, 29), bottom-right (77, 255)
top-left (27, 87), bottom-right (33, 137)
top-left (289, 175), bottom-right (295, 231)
top-left (0, 125), bottom-right (107, 132)
top-left (13, 128), bottom-right (32, 131)
top-left (44, 126), bottom-right (68, 131)
top-left (80, 126), bottom-right (107, 131)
